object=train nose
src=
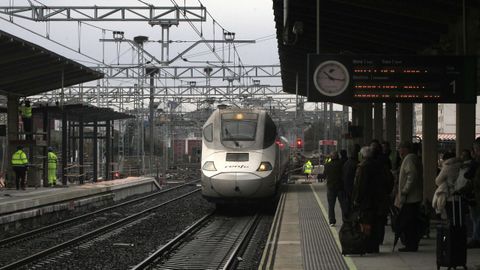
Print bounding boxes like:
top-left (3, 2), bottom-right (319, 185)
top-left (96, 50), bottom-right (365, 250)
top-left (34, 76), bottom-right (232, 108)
top-left (210, 172), bottom-right (262, 197)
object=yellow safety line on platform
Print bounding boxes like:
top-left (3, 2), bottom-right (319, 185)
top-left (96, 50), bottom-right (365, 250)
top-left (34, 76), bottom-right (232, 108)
top-left (310, 184), bottom-right (358, 270)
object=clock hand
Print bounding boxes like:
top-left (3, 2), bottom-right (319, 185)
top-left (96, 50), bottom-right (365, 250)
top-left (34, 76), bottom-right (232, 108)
top-left (323, 71), bottom-right (345, 81)
top-left (323, 71), bottom-right (336, 81)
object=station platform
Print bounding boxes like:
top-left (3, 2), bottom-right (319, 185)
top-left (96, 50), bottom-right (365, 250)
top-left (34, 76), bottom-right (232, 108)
top-left (0, 177), bottom-right (159, 226)
top-left (262, 182), bottom-right (480, 270)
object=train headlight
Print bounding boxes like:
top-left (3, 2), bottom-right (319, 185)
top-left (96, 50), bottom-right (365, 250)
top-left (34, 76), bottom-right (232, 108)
top-left (257, 162), bottom-right (273, 171)
top-left (202, 161), bottom-right (217, 171)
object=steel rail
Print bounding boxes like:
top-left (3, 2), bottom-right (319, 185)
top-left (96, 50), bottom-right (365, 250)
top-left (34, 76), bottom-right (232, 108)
top-left (221, 213), bottom-right (262, 270)
top-left (0, 180), bottom-right (199, 247)
top-left (131, 212), bottom-right (214, 270)
top-left (0, 188), bottom-right (201, 270)
top-left (133, 211), bottom-right (263, 270)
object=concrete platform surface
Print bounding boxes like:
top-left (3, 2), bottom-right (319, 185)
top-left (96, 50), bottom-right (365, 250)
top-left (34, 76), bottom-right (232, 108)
top-left (0, 177), bottom-right (159, 216)
top-left (270, 183), bottom-right (480, 270)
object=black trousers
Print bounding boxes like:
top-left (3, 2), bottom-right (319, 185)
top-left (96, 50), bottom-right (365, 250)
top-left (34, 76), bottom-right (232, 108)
top-left (366, 214), bottom-right (387, 252)
top-left (327, 187), bottom-right (347, 224)
top-left (398, 202), bottom-right (421, 250)
top-left (13, 166), bottom-right (27, 190)
top-left (23, 117), bottom-right (32, 140)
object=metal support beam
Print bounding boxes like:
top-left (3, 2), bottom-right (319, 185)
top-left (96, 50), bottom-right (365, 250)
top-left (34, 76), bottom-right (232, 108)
top-left (100, 39), bottom-right (255, 65)
top-left (422, 103), bottom-right (438, 203)
top-left (79, 117), bottom-right (84, 184)
top-left (61, 110), bottom-right (68, 185)
top-left (146, 67), bottom-right (159, 175)
top-left (105, 120), bottom-right (111, 180)
top-left (362, 103), bottom-right (372, 145)
top-left (373, 103), bottom-right (383, 141)
top-left (399, 103), bottom-right (413, 143)
top-left (111, 121), bottom-right (115, 174)
top-left (42, 108), bottom-right (49, 187)
top-left (6, 96), bottom-right (19, 187)
top-left (456, 104), bottom-right (475, 156)
top-left (93, 121), bottom-right (98, 182)
top-left (385, 103), bottom-right (397, 166)
top-left (0, 5), bottom-right (207, 22)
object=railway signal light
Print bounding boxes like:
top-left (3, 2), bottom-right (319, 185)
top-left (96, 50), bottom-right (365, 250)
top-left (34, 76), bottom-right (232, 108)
top-left (296, 138), bottom-right (303, 148)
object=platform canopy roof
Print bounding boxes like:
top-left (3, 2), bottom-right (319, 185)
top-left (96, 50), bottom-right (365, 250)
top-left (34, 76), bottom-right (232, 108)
top-left (273, 0), bottom-right (480, 101)
top-left (34, 103), bottom-right (133, 123)
top-left (0, 30), bottom-right (103, 97)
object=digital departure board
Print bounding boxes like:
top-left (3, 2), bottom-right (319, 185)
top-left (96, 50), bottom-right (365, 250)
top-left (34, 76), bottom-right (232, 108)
top-left (307, 54), bottom-right (477, 103)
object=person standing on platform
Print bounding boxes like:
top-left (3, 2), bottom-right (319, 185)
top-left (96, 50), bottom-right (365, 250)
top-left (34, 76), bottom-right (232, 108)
top-left (47, 147), bottom-right (58, 186)
top-left (432, 151), bottom-right (461, 219)
top-left (395, 141), bottom-right (423, 252)
top-left (324, 151), bottom-right (346, 226)
top-left (303, 159), bottom-right (313, 182)
top-left (11, 145), bottom-right (29, 190)
top-left (342, 144), bottom-right (360, 220)
top-left (19, 99), bottom-right (32, 140)
top-left (370, 140), bottom-right (394, 246)
top-left (352, 146), bottom-right (381, 253)
top-left (465, 139), bottom-right (480, 248)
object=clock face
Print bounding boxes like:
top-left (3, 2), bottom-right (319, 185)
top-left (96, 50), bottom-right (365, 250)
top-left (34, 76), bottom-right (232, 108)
top-left (313, 60), bottom-right (350, 96)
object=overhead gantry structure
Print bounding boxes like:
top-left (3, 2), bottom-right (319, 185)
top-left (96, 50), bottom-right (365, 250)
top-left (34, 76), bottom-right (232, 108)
top-left (0, 5), bottom-right (206, 23)
top-left (0, 3), bottom-right (295, 111)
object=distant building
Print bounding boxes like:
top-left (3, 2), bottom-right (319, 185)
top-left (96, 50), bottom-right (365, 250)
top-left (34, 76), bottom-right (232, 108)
top-left (414, 97), bottom-right (480, 136)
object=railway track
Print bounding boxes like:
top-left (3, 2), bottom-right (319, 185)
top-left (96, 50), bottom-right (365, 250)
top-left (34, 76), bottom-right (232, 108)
top-left (132, 211), bottom-right (263, 270)
top-left (0, 182), bottom-right (201, 270)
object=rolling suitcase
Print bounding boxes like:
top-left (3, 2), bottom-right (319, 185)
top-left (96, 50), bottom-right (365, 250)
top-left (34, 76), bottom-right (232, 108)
top-left (436, 196), bottom-right (467, 270)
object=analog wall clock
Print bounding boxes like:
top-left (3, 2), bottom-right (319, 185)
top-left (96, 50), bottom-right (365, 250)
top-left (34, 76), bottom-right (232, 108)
top-left (313, 60), bottom-right (350, 96)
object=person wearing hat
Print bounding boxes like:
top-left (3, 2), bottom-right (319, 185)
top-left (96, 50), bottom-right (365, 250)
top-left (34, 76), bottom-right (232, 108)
top-left (11, 145), bottom-right (29, 190)
top-left (47, 147), bottom-right (58, 186)
top-left (395, 141), bottom-right (423, 252)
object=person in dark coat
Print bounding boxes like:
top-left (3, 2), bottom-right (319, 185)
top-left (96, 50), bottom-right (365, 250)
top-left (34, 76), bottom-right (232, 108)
top-left (340, 149), bottom-right (348, 164)
top-left (466, 139), bottom-right (480, 248)
top-left (370, 140), bottom-right (395, 248)
top-left (324, 151), bottom-right (346, 226)
top-left (352, 146), bottom-right (380, 253)
top-left (342, 144), bottom-right (360, 220)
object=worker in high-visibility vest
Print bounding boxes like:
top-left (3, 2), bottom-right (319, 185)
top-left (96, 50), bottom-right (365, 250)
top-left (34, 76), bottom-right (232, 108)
top-left (47, 147), bottom-right (58, 186)
top-left (303, 160), bottom-right (313, 181)
top-left (19, 99), bottom-right (32, 140)
top-left (11, 145), bottom-right (29, 190)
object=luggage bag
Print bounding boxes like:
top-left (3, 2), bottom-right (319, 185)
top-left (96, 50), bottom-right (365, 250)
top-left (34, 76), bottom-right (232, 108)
top-left (436, 196), bottom-right (467, 270)
top-left (339, 219), bottom-right (367, 255)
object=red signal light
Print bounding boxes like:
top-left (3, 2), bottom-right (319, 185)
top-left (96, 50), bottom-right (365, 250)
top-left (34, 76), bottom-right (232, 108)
top-left (296, 138), bottom-right (303, 148)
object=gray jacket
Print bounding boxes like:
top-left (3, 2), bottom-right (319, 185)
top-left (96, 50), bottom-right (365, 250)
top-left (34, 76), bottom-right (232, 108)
top-left (396, 153), bottom-right (423, 207)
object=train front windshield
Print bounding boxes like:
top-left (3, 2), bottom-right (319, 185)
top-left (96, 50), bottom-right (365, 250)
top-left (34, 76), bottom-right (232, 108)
top-left (221, 113), bottom-right (258, 141)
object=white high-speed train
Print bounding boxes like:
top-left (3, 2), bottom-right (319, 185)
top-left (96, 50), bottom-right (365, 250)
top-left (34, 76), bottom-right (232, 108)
top-left (201, 108), bottom-right (290, 203)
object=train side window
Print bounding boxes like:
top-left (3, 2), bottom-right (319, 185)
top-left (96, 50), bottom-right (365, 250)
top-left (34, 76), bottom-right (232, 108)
top-left (204, 124), bottom-right (213, 142)
top-left (263, 115), bottom-right (277, 147)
